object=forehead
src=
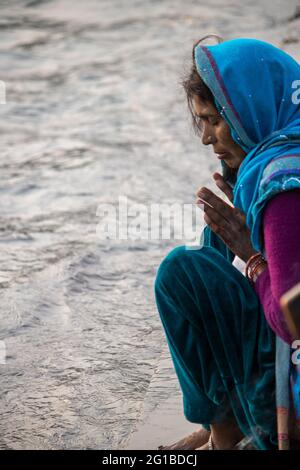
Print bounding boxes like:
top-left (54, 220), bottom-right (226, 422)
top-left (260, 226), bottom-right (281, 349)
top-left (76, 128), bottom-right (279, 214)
top-left (192, 96), bottom-right (218, 117)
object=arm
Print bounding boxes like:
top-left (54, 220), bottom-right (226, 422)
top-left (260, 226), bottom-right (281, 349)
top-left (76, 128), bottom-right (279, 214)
top-left (197, 175), bottom-right (300, 343)
top-left (253, 189), bottom-right (300, 344)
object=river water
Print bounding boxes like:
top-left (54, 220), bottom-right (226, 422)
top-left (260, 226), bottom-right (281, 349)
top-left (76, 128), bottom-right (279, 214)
top-left (0, 0), bottom-right (298, 450)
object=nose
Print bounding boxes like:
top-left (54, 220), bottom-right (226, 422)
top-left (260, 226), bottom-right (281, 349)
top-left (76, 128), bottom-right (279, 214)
top-left (201, 124), bottom-right (215, 146)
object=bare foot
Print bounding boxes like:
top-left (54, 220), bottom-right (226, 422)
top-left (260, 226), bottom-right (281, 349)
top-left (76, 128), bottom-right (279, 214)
top-left (158, 428), bottom-right (210, 450)
top-left (195, 437), bottom-right (247, 450)
top-left (195, 441), bottom-right (210, 450)
top-left (196, 423), bottom-right (244, 450)
top-left (195, 438), bottom-right (237, 450)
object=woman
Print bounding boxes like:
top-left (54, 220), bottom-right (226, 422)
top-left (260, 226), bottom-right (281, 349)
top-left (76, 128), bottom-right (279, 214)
top-left (154, 37), bottom-right (300, 450)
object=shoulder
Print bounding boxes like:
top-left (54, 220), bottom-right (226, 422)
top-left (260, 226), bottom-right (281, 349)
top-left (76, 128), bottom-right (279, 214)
top-left (263, 189), bottom-right (300, 220)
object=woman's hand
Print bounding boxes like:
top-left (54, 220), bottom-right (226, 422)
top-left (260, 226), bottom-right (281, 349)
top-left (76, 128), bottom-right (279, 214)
top-left (196, 172), bottom-right (258, 262)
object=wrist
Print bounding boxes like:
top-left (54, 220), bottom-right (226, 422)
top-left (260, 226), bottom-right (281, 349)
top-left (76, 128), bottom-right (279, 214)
top-left (241, 250), bottom-right (259, 264)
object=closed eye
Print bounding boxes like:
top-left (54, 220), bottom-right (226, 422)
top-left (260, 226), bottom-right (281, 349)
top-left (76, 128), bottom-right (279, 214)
top-left (209, 117), bottom-right (221, 126)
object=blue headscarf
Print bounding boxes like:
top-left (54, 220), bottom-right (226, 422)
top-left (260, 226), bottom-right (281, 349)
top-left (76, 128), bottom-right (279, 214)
top-left (194, 38), bottom-right (300, 254)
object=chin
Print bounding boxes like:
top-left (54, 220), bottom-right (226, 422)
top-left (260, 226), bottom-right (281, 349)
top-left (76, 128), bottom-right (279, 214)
top-left (224, 161), bottom-right (235, 169)
top-left (226, 159), bottom-right (240, 170)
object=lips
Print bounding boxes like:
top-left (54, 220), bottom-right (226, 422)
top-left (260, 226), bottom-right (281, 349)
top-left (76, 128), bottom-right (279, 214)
top-left (216, 152), bottom-right (230, 160)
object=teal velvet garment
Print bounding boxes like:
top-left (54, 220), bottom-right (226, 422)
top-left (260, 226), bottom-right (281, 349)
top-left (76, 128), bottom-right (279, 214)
top-left (194, 38), bottom-right (300, 254)
top-left (155, 226), bottom-right (277, 450)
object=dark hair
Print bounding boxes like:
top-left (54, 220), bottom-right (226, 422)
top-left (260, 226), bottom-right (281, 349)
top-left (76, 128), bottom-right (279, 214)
top-left (182, 34), bottom-right (223, 135)
top-left (182, 35), bottom-right (238, 188)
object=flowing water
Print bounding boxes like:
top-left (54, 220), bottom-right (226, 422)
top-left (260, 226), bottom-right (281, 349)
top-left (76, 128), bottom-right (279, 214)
top-left (0, 0), bottom-right (298, 449)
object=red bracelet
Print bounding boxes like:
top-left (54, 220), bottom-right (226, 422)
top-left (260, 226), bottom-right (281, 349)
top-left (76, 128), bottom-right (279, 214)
top-left (247, 258), bottom-right (266, 282)
top-left (245, 253), bottom-right (267, 285)
top-left (252, 261), bottom-right (267, 282)
top-left (248, 261), bottom-right (267, 285)
top-left (245, 253), bottom-right (262, 277)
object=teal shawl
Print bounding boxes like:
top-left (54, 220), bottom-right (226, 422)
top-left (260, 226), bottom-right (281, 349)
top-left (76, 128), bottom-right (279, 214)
top-left (194, 38), bottom-right (300, 254)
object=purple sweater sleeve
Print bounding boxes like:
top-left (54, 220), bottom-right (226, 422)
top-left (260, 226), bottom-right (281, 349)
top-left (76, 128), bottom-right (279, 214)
top-left (254, 189), bottom-right (300, 344)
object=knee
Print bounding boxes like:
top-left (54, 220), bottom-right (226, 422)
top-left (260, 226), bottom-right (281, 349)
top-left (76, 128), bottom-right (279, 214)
top-left (154, 245), bottom-right (194, 293)
top-left (154, 246), bottom-right (189, 316)
top-left (154, 244), bottom-right (223, 294)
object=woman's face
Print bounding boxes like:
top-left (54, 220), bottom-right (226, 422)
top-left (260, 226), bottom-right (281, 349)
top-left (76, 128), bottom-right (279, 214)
top-left (192, 95), bottom-right (247, 169)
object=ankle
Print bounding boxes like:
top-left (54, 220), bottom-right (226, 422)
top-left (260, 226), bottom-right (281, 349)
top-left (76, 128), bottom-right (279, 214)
top-left (210, 425), bottom-right (243, 450)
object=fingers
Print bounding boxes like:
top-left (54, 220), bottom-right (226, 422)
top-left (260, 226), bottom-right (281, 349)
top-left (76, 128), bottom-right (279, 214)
top-left (203, 211), bottom-right (233, 246)
top-left (203, 206), bottom-right (231, 235)
top-left (212, 172), bottom-right (234, 203)
top-left (203, 205), bottom-right (248, 250)
top-left (196, 186), bottom-right (248, 238)
top-left (196, 187), bottom-right (233, 223)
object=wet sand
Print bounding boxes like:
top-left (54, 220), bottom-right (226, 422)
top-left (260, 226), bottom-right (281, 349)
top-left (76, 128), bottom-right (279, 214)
top-left (125, 347), bottom-right (200, 450)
